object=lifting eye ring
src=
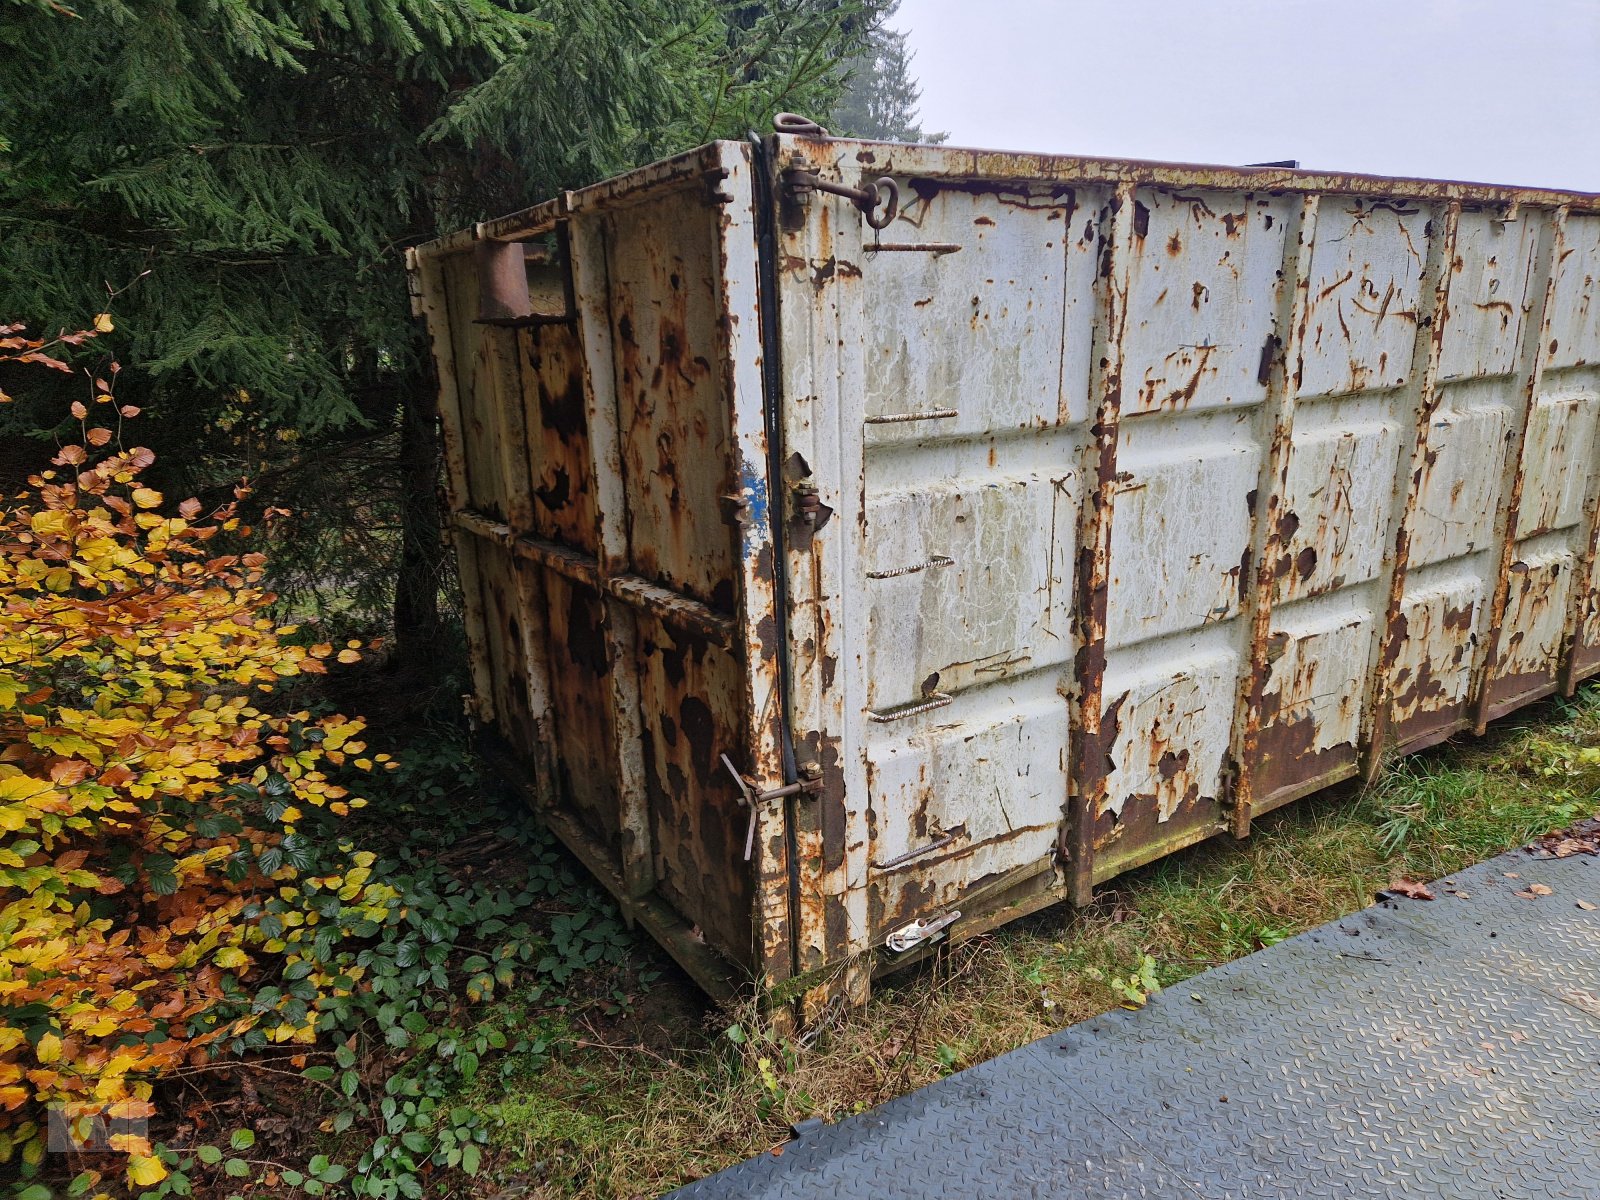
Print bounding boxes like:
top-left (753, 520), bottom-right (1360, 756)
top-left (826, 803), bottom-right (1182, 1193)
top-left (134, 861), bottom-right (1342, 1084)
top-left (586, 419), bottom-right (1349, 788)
top-left (773, 112), bottom-right (830, 136)
top-left (862, 176), bottom-right (900, 230)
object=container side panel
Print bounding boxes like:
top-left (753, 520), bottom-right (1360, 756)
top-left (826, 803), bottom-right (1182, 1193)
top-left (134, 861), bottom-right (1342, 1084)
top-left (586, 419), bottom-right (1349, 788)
top-left (636, 614), bottom-right (754, 968)
top-left (865, 695), bottom-right (1066, 933)
top-left (543, 573), bottom-right (623, 854)
top-left (861, 181), bottom-right (1095, 437)
top-left (1122, 190), bottom-right (1288, 416)
top-left (1254, 602), bottom-right (1368, 799)
top-left (441, 252), bottom-right (519, 523)
top-left (1273, 406), bottom-right (1403, 601)
top-left (437, 250), bottom-right (558, 765)
top-left (1546, 214), bottom-right (1600, 370)
top-left (862, 471), bottom-right (1076, 709)
top-left (1484, 550), bottom-right (1572, 708)
top-left (1479, 214), bottom-right (1600, 717)
top-left (1296, 201), bottom-right (1429, 399)
top-left (517, 323), bottom-right (600, 551)
top-left (1251, 200), bottom-right (1449, 802)
top-left (604, 192), bottom-right (739, 611)
top-left (853, 180), bottom-right (1105, 939)
top-left (1370, 211), bottom-right (1530, 750)
top-left (1093, 186), bottom-right (1296, 875)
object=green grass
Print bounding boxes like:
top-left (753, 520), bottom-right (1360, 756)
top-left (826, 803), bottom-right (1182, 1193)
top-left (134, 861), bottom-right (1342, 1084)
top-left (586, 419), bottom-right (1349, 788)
top-left (466, 685), bottom-right (1600, 1199)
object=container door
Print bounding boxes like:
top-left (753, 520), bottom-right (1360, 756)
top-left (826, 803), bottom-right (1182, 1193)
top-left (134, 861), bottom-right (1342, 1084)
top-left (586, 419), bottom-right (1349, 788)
top-left (413, 142), bottom-right (794, 995)
top-left (773, 142), bottom-right (1103, 982)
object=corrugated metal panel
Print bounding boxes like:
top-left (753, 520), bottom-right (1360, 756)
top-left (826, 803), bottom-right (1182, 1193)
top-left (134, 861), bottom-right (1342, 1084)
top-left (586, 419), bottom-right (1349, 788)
top-left (411, 133), bottom-right (1600, 1012)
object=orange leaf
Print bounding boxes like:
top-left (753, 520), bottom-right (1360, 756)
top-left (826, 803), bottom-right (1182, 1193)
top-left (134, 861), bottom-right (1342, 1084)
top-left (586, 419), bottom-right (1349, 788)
top-left (50, 760), bottom-right (92, 784)
top-left (1385, 879), bottom-right (1435, 901)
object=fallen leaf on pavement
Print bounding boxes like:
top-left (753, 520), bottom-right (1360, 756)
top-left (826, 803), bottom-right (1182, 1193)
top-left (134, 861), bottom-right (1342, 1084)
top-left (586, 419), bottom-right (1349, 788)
top-left (1528, 816), bottom-right (1600, 859)
top-left (1577, 900), bottom-right (1597, 911)
top-left (1514, 884), bottom-right (1554, 899)
top-left (1537, 837), bottom-right (1598, 859)
top-left (1386, 879), bottom-right (1435, 901)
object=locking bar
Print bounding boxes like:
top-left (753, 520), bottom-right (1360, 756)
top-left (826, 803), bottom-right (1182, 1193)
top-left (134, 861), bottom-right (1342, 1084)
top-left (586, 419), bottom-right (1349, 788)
top-left (782, 167), bottom-right (901, 231)
top-left (721, 753), bottom-right (822, 862)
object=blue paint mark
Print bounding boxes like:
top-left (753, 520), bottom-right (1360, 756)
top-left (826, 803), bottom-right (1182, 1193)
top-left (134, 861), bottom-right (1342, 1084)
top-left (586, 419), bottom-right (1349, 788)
top-left (740, 462), bottom-right (770, 529)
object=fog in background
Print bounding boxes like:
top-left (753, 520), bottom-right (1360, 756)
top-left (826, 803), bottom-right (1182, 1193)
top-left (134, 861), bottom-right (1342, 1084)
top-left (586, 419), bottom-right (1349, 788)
top-left (898, 0), bottom-right (1600, 192)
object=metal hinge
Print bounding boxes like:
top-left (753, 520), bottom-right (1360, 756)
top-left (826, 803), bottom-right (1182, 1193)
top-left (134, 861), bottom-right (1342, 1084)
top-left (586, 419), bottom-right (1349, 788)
top-left (721, 753), bottom-right (822, 861)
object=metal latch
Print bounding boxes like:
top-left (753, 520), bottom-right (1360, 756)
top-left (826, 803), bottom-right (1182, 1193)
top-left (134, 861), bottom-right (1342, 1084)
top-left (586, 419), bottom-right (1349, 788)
top-left (721, 754), bottom-right (822, 861)
top-left (884, 910), bottom-right (961, 954)
top-left (781, 166), bottom-right (900, 231)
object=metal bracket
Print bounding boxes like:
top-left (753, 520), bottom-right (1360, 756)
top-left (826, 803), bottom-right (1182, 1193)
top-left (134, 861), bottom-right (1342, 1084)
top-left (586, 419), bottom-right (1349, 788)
top-left (884, 910), bottom-right (961, 954)
top-left (721, 753), bottom-right (822, 862)
top-left (701, 166), bottom-right (734, 206)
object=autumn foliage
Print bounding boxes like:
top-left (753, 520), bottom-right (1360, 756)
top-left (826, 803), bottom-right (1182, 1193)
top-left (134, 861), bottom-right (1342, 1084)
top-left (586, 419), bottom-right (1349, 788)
top-left (0, 320), bottom-right (393, 1189)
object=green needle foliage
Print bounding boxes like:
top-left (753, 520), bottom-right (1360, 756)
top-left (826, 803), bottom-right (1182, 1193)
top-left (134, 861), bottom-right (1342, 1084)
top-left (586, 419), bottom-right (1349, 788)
top-left (0, 0), bottom-right (876, 665)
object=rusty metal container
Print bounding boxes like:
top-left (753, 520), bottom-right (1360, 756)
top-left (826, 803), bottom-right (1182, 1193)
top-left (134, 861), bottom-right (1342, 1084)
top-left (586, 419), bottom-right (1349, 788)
top-left (407, 131), bottom-right (1600, 1010)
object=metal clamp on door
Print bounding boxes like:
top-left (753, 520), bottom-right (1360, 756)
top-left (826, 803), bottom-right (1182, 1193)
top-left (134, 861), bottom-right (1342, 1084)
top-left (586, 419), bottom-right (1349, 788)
top-left (721, 754), bottom-right (822, 861)
top-left (885, 910), bottom-right (961, 954)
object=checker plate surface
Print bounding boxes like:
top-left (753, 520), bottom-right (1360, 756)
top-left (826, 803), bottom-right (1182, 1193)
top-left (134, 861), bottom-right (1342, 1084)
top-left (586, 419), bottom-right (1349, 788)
top-left (669, 848), bottom-right (1600, 1199)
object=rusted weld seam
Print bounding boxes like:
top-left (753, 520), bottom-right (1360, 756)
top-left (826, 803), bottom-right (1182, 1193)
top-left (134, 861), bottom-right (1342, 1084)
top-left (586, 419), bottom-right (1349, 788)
top-left (870, 832), bottom-right (958, 871)
top-left (451, 510), bottom-right (739, 649)
top-left (1358, 202), bottom-right (1461, 779)
top-left (863, 408), bottom-right (958, 424)
top-left (803, 138), bottom-right (1600, 214)
top-left (1063, 181), bottom-right (1138, 907)
top-left (865, 241), bottom-right (963, 255)
top-left (747, 132), bottom-right (805, 994)
top-left (866, 692), bottom-right (952, 722)
top-left (566, 215), bottom-right (656, 901)
top-left (1558, 392), bottom-right (1600, 694)
top-left (409, 250), bottom-right (497, 726)
top-left (865, 554), bottom-right (954, 579)
top-left (1227, 195), bottom-right (1320, 836)
top-left (1468, 207), bottom-right (1569, 732)
top-left (416, 145), bottom-right (728, 258)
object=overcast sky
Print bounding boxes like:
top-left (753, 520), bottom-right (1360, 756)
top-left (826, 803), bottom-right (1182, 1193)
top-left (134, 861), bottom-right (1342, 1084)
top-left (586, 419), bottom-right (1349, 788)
top-left (897, 0), bottom-right (1600, 193)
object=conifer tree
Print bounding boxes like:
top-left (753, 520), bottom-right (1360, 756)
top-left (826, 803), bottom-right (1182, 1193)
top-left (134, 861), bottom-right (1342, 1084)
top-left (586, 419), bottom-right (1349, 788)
top-left (831, 0), bottom-right (945, 143)
top-left (0, 0), bottom-right (872, 677)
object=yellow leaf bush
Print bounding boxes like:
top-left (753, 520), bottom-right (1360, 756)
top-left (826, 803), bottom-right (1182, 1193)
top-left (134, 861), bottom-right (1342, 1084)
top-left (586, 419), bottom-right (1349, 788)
top-left (0, 322), bottom-right (394, 1186)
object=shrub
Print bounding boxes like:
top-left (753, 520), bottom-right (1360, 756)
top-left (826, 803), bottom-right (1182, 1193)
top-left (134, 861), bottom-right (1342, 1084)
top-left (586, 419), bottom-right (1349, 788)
top-left (0, 320), bottom-right (394, 1190)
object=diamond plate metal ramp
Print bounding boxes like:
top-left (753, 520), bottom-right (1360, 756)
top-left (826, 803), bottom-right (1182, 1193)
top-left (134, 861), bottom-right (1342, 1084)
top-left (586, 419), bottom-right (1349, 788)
top-left (669, 848), bottom-right (1600, 1200)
